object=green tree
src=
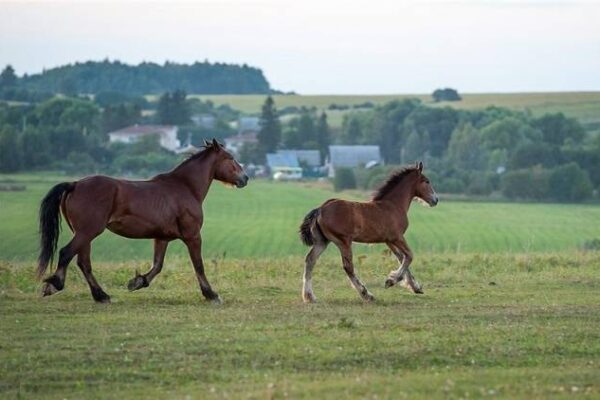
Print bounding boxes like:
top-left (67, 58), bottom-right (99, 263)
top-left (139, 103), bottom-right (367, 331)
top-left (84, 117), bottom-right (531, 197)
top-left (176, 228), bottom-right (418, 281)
top-left (257, 96), bottom-right (281, 154)
top-left (0, 126), bottom-right (22, 172)
top-left (0, 65), bottom-right (17, 89)
top-left (157, 90), bottom-right (190, 125)
top-left (446, 123), bottom-right (486, 170)
top-left (548, 163), bottom-right (593, 202)
top-left (316, 112), bottom-right (330, 162)
top-left (343, 117), bottom-right (362, 145)
top-left (533, 113), bottom-right (585, 146)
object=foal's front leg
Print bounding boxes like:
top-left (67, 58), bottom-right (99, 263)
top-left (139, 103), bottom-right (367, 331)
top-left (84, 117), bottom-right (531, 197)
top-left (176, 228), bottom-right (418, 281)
top-left (184, 235), bottom-right (221, 304)
top-left (385, 240), bottom-right (423, 294)
top-left (128, 239), bottom-right (169, 291)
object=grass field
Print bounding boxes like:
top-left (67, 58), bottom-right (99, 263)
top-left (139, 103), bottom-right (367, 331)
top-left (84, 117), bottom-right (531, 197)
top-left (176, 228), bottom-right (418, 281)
top-left (1, 253), bottom-right (599, 398)
top-left (1, 175), bottom-right (600, 263)
top-left (191, 92), bottom-right (600, 128)
top-left (2, 174), bottom-right (600, 398)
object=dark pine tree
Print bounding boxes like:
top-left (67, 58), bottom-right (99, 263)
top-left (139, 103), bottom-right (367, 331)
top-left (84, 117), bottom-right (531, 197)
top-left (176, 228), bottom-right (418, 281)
top-left (257, 96), bottom-right (281, 155)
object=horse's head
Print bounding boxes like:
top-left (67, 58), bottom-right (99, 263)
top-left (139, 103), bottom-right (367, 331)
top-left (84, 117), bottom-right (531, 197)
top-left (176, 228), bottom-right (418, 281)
top-left (414, 161), bottom-right (438, 207)
top-left (209, 139), bottom-right (249, 188)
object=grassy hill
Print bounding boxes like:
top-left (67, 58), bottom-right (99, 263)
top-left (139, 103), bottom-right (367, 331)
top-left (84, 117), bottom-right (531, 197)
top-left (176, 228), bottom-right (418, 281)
top-left (192, 92), bottom-right (600, 129)
top-left (1, 175), bottom-right (599, 263)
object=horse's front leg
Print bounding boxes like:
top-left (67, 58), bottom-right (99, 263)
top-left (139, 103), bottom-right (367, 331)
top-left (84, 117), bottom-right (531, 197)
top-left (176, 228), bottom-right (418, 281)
top-left (128, 239), bottom-right (169, 291)
top-left (385, 239), bottom-right (423, 294)
top-left (183, 235), bottom-right (221, 304)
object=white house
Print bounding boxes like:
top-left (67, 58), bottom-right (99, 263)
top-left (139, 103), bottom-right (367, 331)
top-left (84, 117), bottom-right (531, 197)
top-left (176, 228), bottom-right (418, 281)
top-left (224, 132), bottom-right (258, 156)
top-left (108, 125), bottom-right (180, 152)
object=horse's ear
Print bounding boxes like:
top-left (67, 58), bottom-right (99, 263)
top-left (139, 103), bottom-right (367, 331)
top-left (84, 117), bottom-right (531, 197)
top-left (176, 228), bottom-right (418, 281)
top-left (203, 139), bottom-right (210, 147)
top-left (417, 161), bottom-right (423, 173)
top-left (212, 138), bottom-right (221, 150)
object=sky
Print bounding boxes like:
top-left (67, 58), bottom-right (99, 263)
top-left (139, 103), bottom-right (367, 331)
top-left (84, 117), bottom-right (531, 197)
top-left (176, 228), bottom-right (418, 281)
top-left (1, 0), bottom-right (599, 94)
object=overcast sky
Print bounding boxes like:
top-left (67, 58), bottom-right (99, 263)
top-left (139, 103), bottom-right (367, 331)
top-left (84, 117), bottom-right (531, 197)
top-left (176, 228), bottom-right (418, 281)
top-left (1, 0), bottom-right (599, 94)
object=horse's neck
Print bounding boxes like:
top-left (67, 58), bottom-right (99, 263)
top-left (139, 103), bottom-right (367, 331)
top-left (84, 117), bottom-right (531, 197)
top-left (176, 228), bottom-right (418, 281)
top-left (379, 177), bottom-right (416, 212)
top-left (170, 155), bottom-right (215, 202)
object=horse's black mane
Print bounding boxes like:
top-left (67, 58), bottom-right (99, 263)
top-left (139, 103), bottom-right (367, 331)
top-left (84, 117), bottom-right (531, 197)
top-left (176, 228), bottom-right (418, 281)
top-left (372, 166), bottom-right (419, 200)
top-left (175, 142), bottom-right (220, 169)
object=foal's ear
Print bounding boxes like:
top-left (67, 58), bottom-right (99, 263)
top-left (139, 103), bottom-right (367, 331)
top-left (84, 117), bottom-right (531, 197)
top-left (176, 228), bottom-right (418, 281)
top-left (417, 161), bottom-right (423, 173)
top-left (212, 138), bottom-right (221, 151)
top-left (203, 139), bottom-right (211, 147)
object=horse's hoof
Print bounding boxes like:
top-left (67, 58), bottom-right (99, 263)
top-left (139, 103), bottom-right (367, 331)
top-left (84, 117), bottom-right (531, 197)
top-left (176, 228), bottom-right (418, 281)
top-left (95, 296), bottom-right (111, 304)
top-left (363, 293), bottom-right (376, 302)
top-left (127, 275), bottom-right (148, 291)
top-left (210, 296), bottom-right (223, 305)
top-left (303, 292), bottom-right (317, 303)
top-left (384, 278), bottom-right (395, 288)
top-left (41, 282), bottom-right (58, 297)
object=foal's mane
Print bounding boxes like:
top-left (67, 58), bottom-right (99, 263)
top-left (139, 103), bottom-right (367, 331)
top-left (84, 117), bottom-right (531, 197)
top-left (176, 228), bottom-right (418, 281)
top-left (372, 166), bottom-right (419, 200)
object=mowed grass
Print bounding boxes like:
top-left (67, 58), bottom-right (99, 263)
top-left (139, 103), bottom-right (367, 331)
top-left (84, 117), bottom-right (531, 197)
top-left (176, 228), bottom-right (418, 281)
top-left (191, 92), bottom-right (600, 127)
top-left (1, 252), bottom-right (599, 398)
top-left (1, 175), bottom-right (600, 263)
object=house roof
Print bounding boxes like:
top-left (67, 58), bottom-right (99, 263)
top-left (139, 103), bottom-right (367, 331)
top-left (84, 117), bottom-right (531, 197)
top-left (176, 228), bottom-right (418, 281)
top-left (266, 152), bottom-right (300, 168)
top-left (277, 150), bottom-right (321, 167)
top-left (329, 145), bottom-right (382, 168)
top-left (108, 124), bottom-right (177, 136)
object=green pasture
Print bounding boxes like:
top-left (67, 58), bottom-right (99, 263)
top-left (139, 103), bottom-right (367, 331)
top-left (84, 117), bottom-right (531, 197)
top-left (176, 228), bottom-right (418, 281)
top-left (191, 92), bottom-right (600, 127)
top-left (1, 253), bottom-right (599, 398)
top-left (1, 175), bottom-right (600, 263)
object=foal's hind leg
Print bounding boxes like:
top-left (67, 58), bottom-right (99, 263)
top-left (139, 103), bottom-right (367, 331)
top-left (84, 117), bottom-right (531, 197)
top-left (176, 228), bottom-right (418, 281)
top-left (76, 243), bottom-right (111, 303)
top-left (128, 239), bottom-right (169, 291)
top-left (41, 234), bottom-right (88, 297)
top-left (335, 241), bottom-right (375, 302)
top-left (302, 242), bottom-right (328, 303)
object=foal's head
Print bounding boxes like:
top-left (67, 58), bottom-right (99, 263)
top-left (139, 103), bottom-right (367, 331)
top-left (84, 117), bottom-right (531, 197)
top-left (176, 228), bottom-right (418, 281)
top-left (207, 139), bottom-right (249, 188)
top-left (413, 161), bottom-right (438, 207)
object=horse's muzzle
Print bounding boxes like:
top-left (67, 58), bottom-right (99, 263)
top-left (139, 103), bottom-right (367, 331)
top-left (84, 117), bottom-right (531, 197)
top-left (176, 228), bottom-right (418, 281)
top-left (236, 174), bottom-right (249, 188)
top-left (430, 196), bottom-right (439, 207)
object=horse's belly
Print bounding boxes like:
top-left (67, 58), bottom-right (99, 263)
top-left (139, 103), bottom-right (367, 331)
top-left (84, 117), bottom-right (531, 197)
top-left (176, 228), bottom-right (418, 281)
top-left (107, 216), bottom-right (179, 240)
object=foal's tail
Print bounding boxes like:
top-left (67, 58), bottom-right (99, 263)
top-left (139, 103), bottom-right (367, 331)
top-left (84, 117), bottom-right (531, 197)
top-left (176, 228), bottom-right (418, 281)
top-left (37, 182), bottom-right (75, 279)
top-left (299, 208), bottom-right (328, 246)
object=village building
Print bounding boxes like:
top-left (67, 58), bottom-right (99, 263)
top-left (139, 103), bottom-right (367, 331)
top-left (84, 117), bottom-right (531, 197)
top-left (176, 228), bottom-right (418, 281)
top-left (107, 125), bottom-right (180, 152)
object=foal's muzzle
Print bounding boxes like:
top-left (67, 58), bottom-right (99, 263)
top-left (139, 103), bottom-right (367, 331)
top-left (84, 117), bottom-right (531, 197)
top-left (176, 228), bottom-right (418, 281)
top-left (236, 174), bottom-right (249, 188)
top-left (429, 196), bottom-right (439, 207)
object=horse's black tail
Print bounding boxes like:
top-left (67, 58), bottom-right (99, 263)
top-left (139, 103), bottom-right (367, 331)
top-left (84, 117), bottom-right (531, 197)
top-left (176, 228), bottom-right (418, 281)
top-left (37, 182), bottom-right (74, 279)
top-left (299, 208), bottom-right (327, 246)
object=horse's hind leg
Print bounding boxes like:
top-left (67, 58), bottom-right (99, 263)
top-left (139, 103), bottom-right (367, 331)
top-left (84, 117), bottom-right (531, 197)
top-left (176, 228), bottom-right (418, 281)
top-left (76, 243), bottom-right (111, 303)
top-left (128, 239), bottom-right (169, 291)
top-left (302, 242), bottom-right (328, 303)
top-left (41, 234), bottom-right (88, 297)
top-left (335, 241), bottom-right (375, 302)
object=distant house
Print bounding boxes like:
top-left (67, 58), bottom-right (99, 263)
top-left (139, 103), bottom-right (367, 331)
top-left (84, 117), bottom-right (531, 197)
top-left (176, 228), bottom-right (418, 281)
top-left (266, 152), bottom-right (300, 169)
top-left (277, 150), bottom-right (321, 167)
top-left (328, 145), bottom-right (382, 177)
top-left (191, 114), bottom-right (216, 129)
top-left (108, 125), bottom-right (180, 152)
top-left (224, 132), bottom-right (258, 156)
top-left (237, 116), bottom-right (260, 134)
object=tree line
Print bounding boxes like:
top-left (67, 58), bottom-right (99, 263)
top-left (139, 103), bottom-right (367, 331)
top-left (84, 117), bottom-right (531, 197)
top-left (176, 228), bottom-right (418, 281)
top-left (0, 60), bottom-right (272, 100)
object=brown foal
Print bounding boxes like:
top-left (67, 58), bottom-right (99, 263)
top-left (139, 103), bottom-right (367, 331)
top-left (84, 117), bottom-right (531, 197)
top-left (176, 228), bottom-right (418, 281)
top-left (37, 139), bottom-right (248, 304)
top-left (299, 162), bottom-right (438, 302)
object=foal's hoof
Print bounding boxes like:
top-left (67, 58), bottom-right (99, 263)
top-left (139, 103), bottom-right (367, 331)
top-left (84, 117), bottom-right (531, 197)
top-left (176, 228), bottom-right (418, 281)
top-left (41, 282), bottom-right (59, 297)
top-left (303, 292), bottom-right (317, 303)
top-left (384, 278), bottom-right (396, 288)
top-left (207, 296), bottom-right (222, 305)
top-left (362, 292), bottom-right (376, 302)
top-left (95, 295), bottom-right (111, 304)
top-left (127, 275), bottom-right (149, 291)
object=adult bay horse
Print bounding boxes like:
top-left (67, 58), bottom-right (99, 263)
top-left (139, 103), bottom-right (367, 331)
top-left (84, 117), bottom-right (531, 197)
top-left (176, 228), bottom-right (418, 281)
top-left (37, 139), bottom-right (248, 304)
top-left (299, 162), bottom-right (438, 302)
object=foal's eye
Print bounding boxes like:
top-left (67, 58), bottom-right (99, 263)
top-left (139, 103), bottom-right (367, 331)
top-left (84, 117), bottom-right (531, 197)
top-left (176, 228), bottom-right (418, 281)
top-left (424, 179), bottom-right (430, 184)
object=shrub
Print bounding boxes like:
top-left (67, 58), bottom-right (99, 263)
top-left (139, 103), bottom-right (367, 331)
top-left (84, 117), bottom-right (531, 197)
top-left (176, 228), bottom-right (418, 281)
top-left (501, 168), bottom-right (550, 200)
top-left (333, 168), bottom-right (356, 191)
top-left (547, 163), bottom-right (593, 202)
